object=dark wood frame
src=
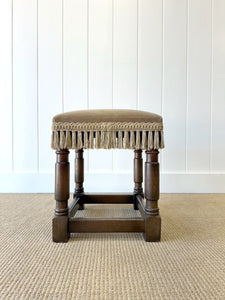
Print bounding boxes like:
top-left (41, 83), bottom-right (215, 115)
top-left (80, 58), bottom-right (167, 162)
top-left (52, 148), bottom-right (161, 243)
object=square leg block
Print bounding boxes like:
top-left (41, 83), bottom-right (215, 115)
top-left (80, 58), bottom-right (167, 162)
top-left (52, 216), bottom-right (69, 243)
top-left (143, 214), bottom-right (161, 242)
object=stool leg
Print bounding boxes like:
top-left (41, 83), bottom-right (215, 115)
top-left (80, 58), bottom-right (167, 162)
top-left (74, 149), bottom-right (84, 210)
top-left (133, 149), bottom-right (143, 210)
top-left (144, 149), bottom-right (161, 242)
top-left (52, 149), bottom-right (70, 242)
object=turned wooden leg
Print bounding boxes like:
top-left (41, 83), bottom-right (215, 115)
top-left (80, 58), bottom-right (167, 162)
top-left (52, 149), bottom-right (70, 242)
top-left (74, 149), bottom-right (84, 210)
top-left (144, 149), bottom-right (161, 242)
top-left (133, 149), bottom-right (143, 210)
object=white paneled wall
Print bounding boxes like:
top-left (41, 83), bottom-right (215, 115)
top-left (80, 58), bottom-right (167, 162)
top-left (0, 0), bottom-right (225, 193)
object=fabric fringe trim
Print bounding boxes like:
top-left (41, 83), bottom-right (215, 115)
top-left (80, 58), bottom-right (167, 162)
top-left (51, 130), bottom-right (164, 150)
top-left (52, 121), bottom-right (163, 132)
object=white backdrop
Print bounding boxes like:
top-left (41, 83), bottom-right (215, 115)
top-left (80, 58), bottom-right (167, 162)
top-left (0, 0), bottom-right (225, 193)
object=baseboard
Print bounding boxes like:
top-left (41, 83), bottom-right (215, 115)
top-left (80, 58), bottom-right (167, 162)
top-left (0, 172), bottom-right (225, 193)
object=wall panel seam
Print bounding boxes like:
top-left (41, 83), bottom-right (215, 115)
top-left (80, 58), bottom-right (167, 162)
top-left (136, 0), bottom-right (139, 110)
top-left (112, 0), bottom-right (114, 171)
top-left (112, 0), bottom-right (114, 110)
top-left (210, 0), bottom-right (214, 172)
top-left (185, 0), bottom-right (190, 172)
top-left (62, 0), bottom-right (64, 113)
top-left (161, 0), bottom-right (164, 171)
top-left (87, 0), bottom-right (89, 111)
top-left (161, 0), bottom-right (164, 117)
top-left (37, 0), bottom-right (39, 172)
top-left (11, 0), bottom-right (14, 172)
top-left (87, 0), bottom-right (90, 171)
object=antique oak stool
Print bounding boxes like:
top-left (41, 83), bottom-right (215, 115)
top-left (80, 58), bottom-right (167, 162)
top-left (51, 109), bottom-right (164, 242)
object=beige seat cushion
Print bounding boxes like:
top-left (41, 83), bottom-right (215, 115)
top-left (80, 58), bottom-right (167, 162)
top-left (51, 109), bottom-right (164, 150)
top-left (53, 109), bottom-right (162, 124)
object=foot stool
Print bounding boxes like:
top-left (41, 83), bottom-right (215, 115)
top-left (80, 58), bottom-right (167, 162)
top-left (51, 109), bottom-right (164, 242)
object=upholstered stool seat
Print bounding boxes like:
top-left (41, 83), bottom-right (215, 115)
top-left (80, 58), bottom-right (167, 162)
top-left (51, 109), bottom-right (164, 243)
top-left (51, 109), bottom-right (164, 150)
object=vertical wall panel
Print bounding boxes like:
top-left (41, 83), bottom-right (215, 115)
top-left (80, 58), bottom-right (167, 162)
top-left (138, 0), bottom-right (162, 115)
top-left (63, 0), bottom-right (87, 112)
top-left (187, 0), bottom-right (212, 171)
top-left (38, 0), bottom-right (62, 172)
top-left (113, 0), bottom-right (137, 172)
top-left (113, 0), bottom-right (137, 109)
top-left (13, 0), bottom-right (37, 172)
top-left (0, 1), bottom-right (12, 171)
top-left (211, 0), bottom-right (225, 171)
top-left (89, 0), bottom-right (113, 172)
top-left (63, 0), bottom-right (88, 173)
top-left (162, 0), bottom-right (187, 172)
top-left (89, 0), bottom-right (112, 109)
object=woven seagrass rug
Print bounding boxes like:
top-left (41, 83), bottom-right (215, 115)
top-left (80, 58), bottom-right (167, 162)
top-left (1, 194), bottom-right (224, 299)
